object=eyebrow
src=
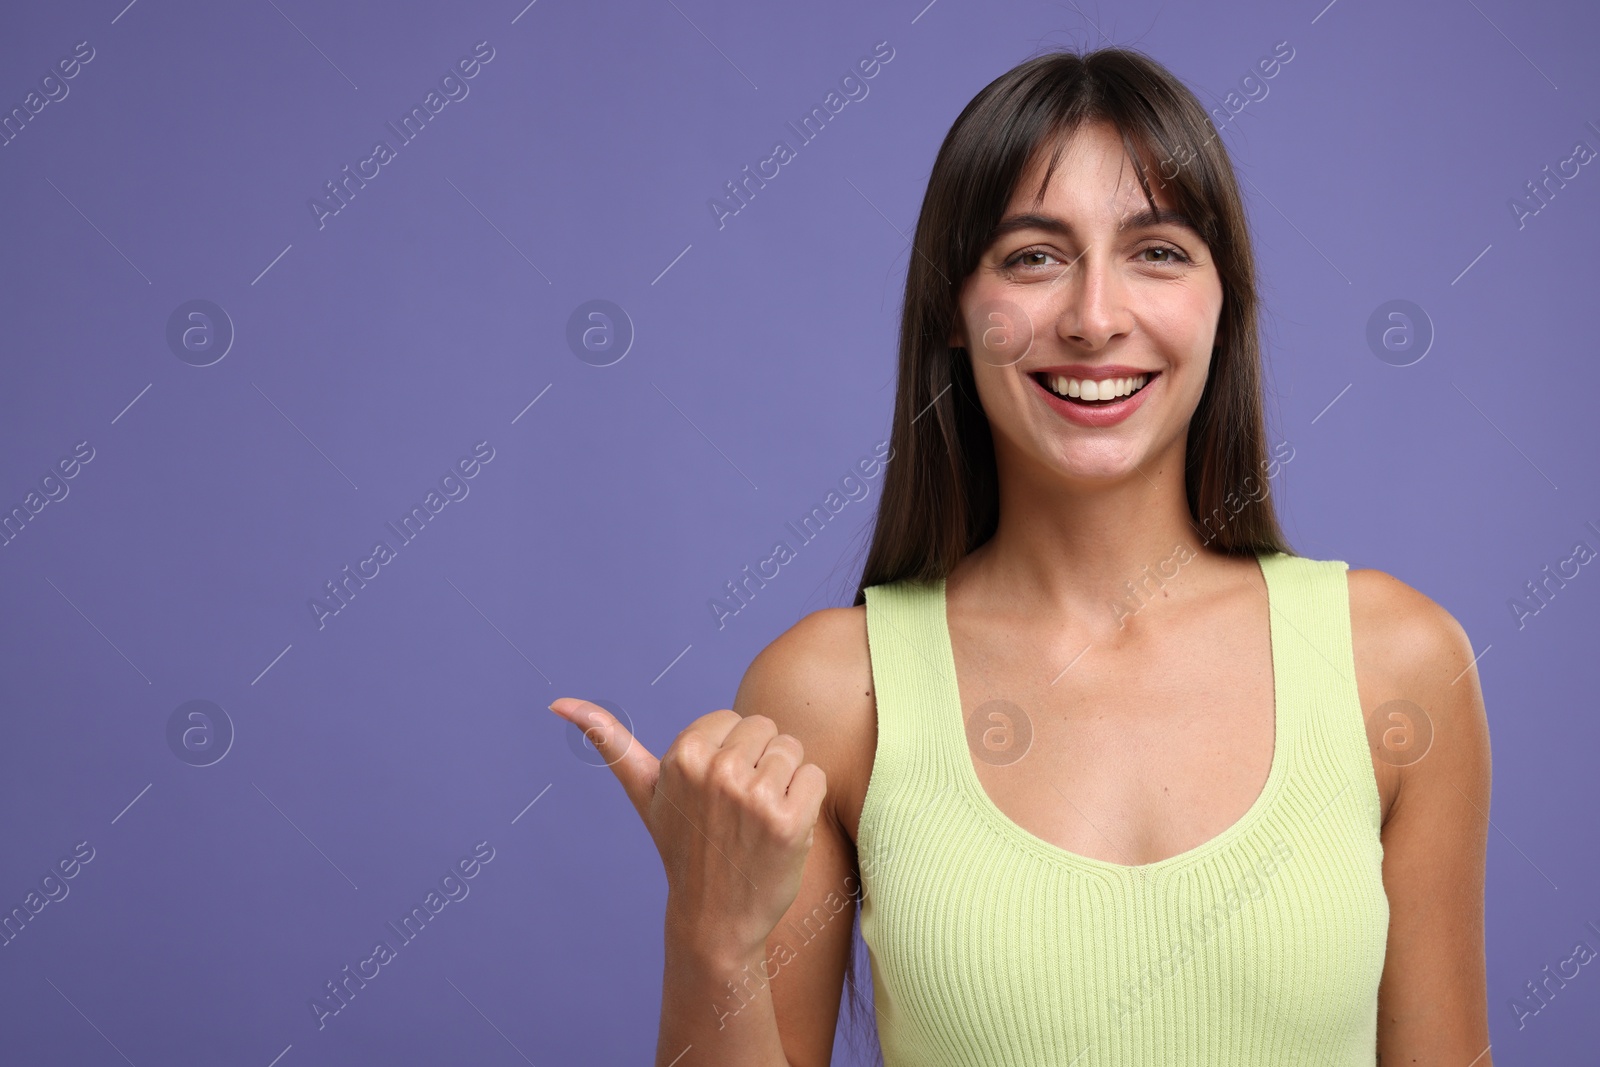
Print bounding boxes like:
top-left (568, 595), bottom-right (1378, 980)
top-left (988, 207), bottom-right (1201, 244)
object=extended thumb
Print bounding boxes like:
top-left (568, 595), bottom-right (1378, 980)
top-left (548, 697), bottom-right (659, 820)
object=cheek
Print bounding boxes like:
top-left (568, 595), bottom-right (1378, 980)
top-left (967, 359), bottom-right (1029, 424)
top-left (968, 297), bottom-right (1038, 368)
top-left (967, 358), bottom-right (1003, 406)
top-left (1142, 317), bottom-right (1203, 360)
top-left (1146, 288), bottom-right (1223, 356)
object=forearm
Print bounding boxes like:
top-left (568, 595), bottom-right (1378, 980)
top-left (657, 925), bottom-right (792, 1067)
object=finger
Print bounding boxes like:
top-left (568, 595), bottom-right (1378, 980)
top-left (548, 697), bottom-right (659, 821)
top-left (784, 763), bottom-right (829, 829)
top-left (752, 734), bottom-right (805, 796)
top-left (679, 707), bottom-right (744, 750)
top-left (716, 712), bottom-right (780, 767)
top-left (674, 709), bottom-right (773, 771)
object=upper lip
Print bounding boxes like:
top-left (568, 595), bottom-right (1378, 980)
top-left (1029, 364), bottom-right (1158, 381)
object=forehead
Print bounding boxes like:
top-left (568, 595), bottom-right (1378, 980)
top-left (1009, 121), bottom-right (1170, 216)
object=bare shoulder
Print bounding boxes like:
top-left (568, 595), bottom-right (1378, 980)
top-left (1344, 563), bottom-right (1465, 662)
top-left (1345, 566), bottom-right (1491, 814)
top-left (732, 604), bottom-right (877, 841)
top-left (1346, 567), bottom-right (1479, 690)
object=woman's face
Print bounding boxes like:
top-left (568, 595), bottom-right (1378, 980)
top-left (951, 121), bottom-right (1225, 485)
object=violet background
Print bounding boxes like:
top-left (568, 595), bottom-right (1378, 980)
top-left (1, 0), bottom-right (1597, 1063)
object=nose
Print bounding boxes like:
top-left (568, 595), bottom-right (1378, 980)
top-left (1051, 249), bottom-right (1134, 351)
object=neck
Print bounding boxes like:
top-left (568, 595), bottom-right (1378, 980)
top-left (956, 433), bottom-right (1230, 629)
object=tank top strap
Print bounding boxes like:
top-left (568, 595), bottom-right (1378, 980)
top-left (859, 579), bottom-right (964, 870)
top-left (1256, 551), bottom-right (1383, 837)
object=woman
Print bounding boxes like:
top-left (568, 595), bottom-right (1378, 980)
top-left (549, 46), bottom-right (1492, 1066)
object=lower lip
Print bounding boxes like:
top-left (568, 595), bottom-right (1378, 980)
top-left (1030, 373), bottom-right (1157, 427)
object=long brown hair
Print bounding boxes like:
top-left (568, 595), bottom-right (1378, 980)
top-left (839, 45), bottom-right (1292, 1061)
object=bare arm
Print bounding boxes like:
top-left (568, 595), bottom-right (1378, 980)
top-left (1351, 570), bottom-right (1493, 1065)
top-left (728, 607), bottom-right (875, 1067)
top-left (554, 606), bottom-right (871, 1067)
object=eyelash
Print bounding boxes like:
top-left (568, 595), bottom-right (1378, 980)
top-left (1002, 245), bottom-right (1192, 270)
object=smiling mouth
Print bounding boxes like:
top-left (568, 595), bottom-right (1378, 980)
top-left (1030, 371), bottom-right (1156, 405)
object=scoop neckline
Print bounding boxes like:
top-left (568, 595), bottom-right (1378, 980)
top-left (932, 550), bottom-right (1290, 876)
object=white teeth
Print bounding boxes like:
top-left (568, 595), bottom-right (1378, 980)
top-left (1045, 373), bottom-right (1148, 401)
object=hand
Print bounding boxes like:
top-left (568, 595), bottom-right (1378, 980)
top-left (547, 698), bottom-right (829, 964)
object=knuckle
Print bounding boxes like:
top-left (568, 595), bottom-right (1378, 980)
top-left (770, 733), bottom-right (805, 759)
top-left (663, 735), bottom-right (697, 769)
top-left (756, 801), bottom-right (796, 838)
top-left (780, 811), bottom-right (815, 846)
top-left (704, 751), bottom-right (746, 789)
top-left (745, 775), bottom-right (785, 810)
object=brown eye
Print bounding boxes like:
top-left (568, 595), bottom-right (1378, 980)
top-left (1141, 245), bottom-right (1191, 265)
top-left (1003, 248), bottom-right (1062, 270)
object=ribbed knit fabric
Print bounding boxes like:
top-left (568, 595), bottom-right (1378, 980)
top-left (857, 551), bottom-right (1389, 1066)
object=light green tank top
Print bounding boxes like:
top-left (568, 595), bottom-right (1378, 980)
top-left (857, 550), bottom-right (1389, 1065)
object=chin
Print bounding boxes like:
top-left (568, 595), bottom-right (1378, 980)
top-left (1042, 442), bottom-right (1146, 483)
